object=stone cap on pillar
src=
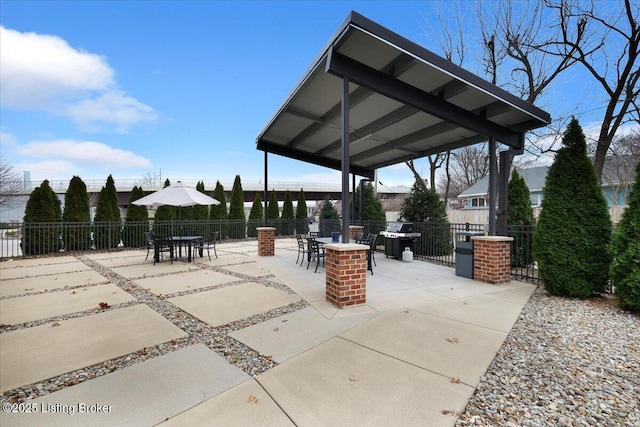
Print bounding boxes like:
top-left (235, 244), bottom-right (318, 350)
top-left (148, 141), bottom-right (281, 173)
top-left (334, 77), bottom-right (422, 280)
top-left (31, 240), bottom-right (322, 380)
top-left (471, 236), bottom-right (514, 242)
top-left (256, 227), bottom-right (277, 231)
top-left (324, 243), bottom-right (368, 251)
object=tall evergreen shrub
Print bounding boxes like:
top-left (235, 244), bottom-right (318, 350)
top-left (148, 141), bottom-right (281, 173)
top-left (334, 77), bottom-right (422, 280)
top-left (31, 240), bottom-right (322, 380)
top-left (508, 170), bottom-right (535, 266)
top-left (319, 195), bottom-right (339, 236)
top-left (399, 180), bottom-right (452, 256)
top-left (533, 118), bottom-right (612, 297)
top-left (609, 161), bottom-right (640, 311)
top-left (353, 182), bottom-right (386, 238)
top-left (93, 174), bottom-right (121, 249)
top-left (281, 190), bottom-right (295, 236)
top-left (210, 180), bottom-right (228, 239)
top-left (62, 175), bottom-right (91, 251)
top-left (123, 186), bottom-right (148, 248)
top-left (154, 179), bottom-right (175, 236)
top-left (295, 188), bottom-right (308, 235)
top-left (228, 175), bottom-right (245, 238)
top-left (268, 190), bottom-right (280, 234)
top-left (247, 193), bottom-right (263, 238)
top-left (193, 181), bottom-right (209, 220)
top-left (22, 180), bottom-right (62, 255)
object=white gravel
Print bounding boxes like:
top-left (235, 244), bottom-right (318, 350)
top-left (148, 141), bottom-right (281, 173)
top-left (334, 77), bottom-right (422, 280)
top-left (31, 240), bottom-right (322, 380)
top-left (455, 287), bottom-right (640, 427)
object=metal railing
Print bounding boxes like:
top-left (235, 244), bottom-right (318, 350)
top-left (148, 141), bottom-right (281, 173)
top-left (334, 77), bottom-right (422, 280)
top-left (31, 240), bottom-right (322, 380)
top-left (2, 219), bottom-right (594, 291)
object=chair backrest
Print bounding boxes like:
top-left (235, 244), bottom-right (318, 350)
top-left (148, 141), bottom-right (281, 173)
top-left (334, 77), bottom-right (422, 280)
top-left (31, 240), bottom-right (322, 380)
top-left (208, 231), bottom-right (219, 244)
top-left (368, 233), bottom-right (378, 250)
top-left (309, 231), bottom-right (319, 238)
top-left (296, 234), bottom-right (305, 247)
top-left (307, 237), bottom-right (322, 253)
top-left (144, 231), bottom-right (154, 244)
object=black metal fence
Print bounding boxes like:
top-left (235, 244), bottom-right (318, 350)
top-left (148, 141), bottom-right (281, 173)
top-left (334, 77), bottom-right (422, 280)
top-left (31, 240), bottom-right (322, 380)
top-left (1, 219), bottom-right (541, 286)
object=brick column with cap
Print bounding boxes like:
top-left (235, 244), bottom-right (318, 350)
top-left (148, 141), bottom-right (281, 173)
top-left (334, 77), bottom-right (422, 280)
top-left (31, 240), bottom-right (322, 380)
top-left (471, 236), bottom-right (513, 284)
top-left (349, 225), bottom-right (364, 239)
top-left (325, 243), bottom-right (368, 308)
top-left (257, 227), bottom-right (276, 256)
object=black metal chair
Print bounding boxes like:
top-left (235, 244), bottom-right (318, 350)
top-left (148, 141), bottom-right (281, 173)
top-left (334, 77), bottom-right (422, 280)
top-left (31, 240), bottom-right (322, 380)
top-left (356, 236), bottom-right (375, 275)
top-left (153, 235), bottom-right (174, 265)
top-left (295, 234), bottom-right (310, 266)
top-left (307, 237), bottom-right (325, 273)
top-left (198, 231), bottom-right (219, 261)
top-left (367, 233), bottom-right (379, 267)
top-left (144, 231), bottom-right (155, 261)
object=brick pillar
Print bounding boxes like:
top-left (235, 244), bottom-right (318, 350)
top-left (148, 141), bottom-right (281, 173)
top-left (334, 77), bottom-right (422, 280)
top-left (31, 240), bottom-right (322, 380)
top-left (349, 225), bottom-right (364, 239)
top-left (257, 227), bottom-right (276, 256)
top-left (471, 236), bottom-right (513, 284)
top-left (325, 243), bottom-right (367, 308)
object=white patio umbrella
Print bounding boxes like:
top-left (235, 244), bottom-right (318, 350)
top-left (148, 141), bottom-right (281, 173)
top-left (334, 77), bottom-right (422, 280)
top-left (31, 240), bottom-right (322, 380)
top-left (132, 181), bottom-right (220, 208)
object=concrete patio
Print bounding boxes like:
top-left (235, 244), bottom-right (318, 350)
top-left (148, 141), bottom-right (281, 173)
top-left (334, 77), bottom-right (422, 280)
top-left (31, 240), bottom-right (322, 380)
top-left (0, 238), bottom-right (536, 426)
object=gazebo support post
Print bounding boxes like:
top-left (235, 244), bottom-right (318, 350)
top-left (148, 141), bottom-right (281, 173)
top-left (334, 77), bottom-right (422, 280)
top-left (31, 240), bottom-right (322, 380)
top-left (341, 76), bottom-right (350, 242)
top-left (488, 137), bottom-right (497, 236)
top-left (264, 151), bottom-right (268, 226)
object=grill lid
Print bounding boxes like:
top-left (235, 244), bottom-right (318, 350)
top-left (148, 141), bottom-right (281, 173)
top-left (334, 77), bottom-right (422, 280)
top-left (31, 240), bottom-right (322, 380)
top-left (386, 222), bottom-right (414, 233)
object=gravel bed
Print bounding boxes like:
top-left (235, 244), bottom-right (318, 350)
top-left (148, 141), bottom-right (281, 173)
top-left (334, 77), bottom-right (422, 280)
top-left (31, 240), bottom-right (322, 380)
top-left (455, 287), bottom-right (640, 427)
top-left (1, 254), bottom-right (309, 404)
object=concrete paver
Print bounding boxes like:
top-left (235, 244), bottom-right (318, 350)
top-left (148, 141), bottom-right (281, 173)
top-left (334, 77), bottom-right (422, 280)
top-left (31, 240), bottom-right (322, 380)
top-left (0, 305), bottom-right (186, 393)
top-left (134, 270), bottom-right (239, 295)
top-left (0, 256), bottom-right (80, 269)
top-left (0, 270), bottom-right (108, 297)
top-left (110, 262), bottom-right (201, 279)
top-left (221, 261), bottom-right (273, 277)
top-left (168, 282), bottom-right (300, 327)
top-left (0, 344), bottom-right (249, 427)
top-left (257, 337), bottom-right (474, 426)
top-left (161, 379), bottom-right (295, 427)
top-left (409, 291), bottom-right (534, 332)
top-left (0, 284), bottom-right (135, 325)
top-left (0, 262), bottom-right (92, 280)
top-left (339, 310), bottom-right (508, 386)
top-left (230, 306), bottom-right (377, 363)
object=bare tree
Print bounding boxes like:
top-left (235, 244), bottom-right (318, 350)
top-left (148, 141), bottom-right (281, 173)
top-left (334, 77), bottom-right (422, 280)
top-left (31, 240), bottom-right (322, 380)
top-left (592, 130), bottom-right (640, 204)
top-left (544, 0), bottom-right (639, 182)
top-left (0, 154), bottom-right (23, 208)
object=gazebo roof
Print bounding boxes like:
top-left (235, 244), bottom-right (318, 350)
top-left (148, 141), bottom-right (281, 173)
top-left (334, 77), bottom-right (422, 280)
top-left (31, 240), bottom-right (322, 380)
top-left (256, 11), bottom-right (551, 180)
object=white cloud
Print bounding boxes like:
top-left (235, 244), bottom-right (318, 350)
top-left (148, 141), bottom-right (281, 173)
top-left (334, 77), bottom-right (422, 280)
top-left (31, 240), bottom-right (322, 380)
top-left (65, 91), bottom-right (158, 132)
top-left (0, 26), bottom-right (113, 109)
top-left (0, 131), bottom-right (18, 147)
top-left (0, 26), bottom-right (156, 132)
top-left (17, 139), bottom-right (152, 169)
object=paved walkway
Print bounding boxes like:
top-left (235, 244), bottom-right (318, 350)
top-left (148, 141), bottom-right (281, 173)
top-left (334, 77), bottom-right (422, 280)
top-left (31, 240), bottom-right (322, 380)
top-left (0, 238), bottom-right (536, 426)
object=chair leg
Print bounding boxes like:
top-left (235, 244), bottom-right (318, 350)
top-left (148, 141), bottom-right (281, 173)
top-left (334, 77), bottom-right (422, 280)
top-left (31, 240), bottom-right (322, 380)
top-left (213, 243), bottom-right (217, 258)
top-left (207, 245), bottom-right (211, 261)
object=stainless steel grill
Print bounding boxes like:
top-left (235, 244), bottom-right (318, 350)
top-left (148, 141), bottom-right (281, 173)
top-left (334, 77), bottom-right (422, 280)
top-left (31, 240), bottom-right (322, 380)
top-left (380, 222), bottom-right (421, 259)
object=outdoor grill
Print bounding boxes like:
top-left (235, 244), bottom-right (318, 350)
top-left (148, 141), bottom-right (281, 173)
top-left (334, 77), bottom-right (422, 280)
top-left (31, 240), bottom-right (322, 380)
top-left (380, 222), bottom-right (421, 260)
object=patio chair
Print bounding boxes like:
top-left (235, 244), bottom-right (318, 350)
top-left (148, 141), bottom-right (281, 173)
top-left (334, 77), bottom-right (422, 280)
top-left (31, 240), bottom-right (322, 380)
top-left (144, 231), bottom-right (155, 261)
top-left (154, 235), bottom-right (174, 265)
top-left (307, 237), bottom-right (325, 273)
top-left (309, 231), bottom-right (320, 238)
top-left (199, 231), bottom-right (219, 261)
top-left (295, 234), bottom-right (310, 266)
top-left (367, 233), bottom-right (379, 267)
top-left (355, 236), bottom-right (375, 275)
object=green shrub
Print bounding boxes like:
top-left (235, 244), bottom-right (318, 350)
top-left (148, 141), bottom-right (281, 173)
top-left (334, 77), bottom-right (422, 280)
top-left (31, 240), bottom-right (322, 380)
top-left (62, 176), bottom-right (91, 251)
top-left (280, 190), bottom-right (295, 236)
top-left (153, 179), bottom-right (176, 236)
top-left (399, 180), bottom-right (452, 256)
top-left (508, 170), bottom-right (535, 267)
top-left (228, 175), bottom-right (246, 239)
top-left (533, 119), bottom-right (612, 297)
top-left (123, 185), bottom-right (149, 248)
top-left (609, 161), bottom-right (640, 311)
top-left (295, 188), bottom-right (308, 235)
top-left (247, 193), bottom-right (263, 238)
top-left (94, 175), bottom-right (122, 250)
top-left (210, 180), bottom-right (228, 239)
top-left (21, 179), bottom-right (62, 255)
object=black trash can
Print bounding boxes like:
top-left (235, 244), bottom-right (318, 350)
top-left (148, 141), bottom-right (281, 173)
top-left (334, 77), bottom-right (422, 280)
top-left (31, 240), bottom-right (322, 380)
top-left (454, 231), bottom-right (484, 278)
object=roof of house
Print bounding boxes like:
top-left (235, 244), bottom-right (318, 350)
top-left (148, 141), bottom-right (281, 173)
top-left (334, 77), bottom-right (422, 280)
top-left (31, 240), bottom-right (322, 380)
top-left (459, 166), bottom-right (549, 198)
top-left (458, 156), bottom-right (638, 198)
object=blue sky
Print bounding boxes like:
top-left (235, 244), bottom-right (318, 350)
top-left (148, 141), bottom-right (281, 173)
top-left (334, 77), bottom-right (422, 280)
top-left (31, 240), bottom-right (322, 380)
top-left (0, 1), bottom-right (629, 189)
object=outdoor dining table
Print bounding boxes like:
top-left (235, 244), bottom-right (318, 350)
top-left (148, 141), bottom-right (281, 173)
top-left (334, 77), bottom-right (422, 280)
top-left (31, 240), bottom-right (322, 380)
top-left (154, 235), bottom-right (203, 263)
